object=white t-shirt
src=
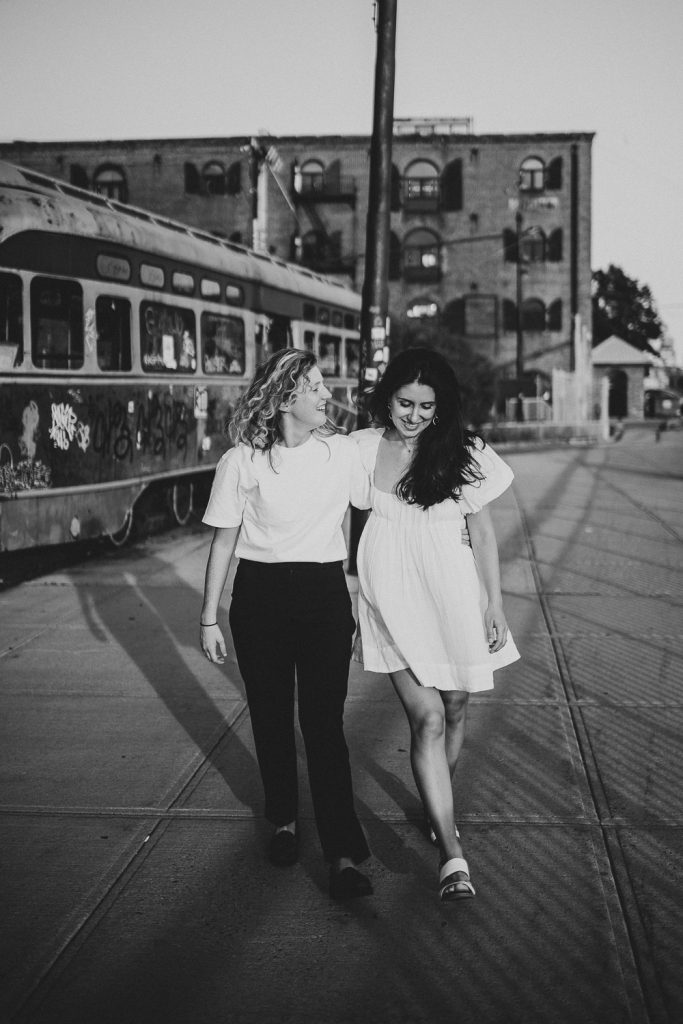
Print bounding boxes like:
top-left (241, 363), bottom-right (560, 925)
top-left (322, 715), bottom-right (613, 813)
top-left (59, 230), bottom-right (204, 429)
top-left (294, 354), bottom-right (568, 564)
top-left (202, 433), bottom-right (371, 563)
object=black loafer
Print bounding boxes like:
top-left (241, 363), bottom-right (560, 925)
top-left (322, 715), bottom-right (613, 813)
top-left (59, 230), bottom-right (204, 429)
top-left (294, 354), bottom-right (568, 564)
top-left (268, 828), bottom-right (298, 867)
top-left (329, 866), bottom-right (373, 899)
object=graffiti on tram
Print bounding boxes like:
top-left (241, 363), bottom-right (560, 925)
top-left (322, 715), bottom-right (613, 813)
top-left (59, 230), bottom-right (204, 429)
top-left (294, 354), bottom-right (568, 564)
top-left (0, 384), bottom-right (231, 496)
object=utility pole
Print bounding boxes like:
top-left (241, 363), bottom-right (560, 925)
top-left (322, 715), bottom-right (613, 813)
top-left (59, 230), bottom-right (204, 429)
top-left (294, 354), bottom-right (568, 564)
top-left (358, 0), bottom-right (398, 401)
top-left (514, 205), bottom-right (525, 422)
top-left (348, 0), bottom-right (397, 574)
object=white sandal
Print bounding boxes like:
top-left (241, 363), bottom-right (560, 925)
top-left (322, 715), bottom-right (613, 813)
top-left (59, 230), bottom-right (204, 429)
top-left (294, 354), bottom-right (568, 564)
top-left (439, 857), bottom-right (475, 901)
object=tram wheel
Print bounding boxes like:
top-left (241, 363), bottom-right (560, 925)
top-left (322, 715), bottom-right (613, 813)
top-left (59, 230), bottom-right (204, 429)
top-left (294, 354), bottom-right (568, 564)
top-left (107, 508), bottom-right (134, 548)
top-left (171, 481), bottom-right (194, 526)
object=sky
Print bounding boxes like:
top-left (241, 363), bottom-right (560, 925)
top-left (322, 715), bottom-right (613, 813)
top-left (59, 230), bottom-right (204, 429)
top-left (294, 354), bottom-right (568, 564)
top-left (1, 0), bottom-right (682, 360)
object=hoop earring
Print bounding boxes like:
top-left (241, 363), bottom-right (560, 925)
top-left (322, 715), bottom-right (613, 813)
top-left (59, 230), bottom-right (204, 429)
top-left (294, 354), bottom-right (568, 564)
top-left (433, 414), bottom-right (439, 426)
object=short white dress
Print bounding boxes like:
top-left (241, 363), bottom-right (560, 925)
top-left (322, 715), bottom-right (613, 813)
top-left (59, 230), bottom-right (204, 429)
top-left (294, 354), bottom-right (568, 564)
top-left (352, 428), bottom-right (520, 692)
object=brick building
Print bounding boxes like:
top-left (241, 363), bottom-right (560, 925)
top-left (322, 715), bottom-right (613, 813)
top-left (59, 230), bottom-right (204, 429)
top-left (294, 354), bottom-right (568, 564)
top-left (0, 120), bottom-right (593, 384)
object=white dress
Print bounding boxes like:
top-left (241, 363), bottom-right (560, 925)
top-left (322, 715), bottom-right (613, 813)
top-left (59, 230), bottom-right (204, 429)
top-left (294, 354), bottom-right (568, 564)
top-left (352, 428), bottom-right (520, 692)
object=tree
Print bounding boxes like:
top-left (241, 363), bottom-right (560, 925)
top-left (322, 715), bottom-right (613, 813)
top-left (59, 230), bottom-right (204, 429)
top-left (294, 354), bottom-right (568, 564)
top-left (592, 264), bottom-right (663, 354)
top-left (389, 320), bottom-right (496, 427)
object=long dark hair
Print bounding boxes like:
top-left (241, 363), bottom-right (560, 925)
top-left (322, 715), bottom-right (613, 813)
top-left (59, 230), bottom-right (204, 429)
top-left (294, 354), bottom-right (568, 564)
top-left (368, 347), bottom-right (484, 508)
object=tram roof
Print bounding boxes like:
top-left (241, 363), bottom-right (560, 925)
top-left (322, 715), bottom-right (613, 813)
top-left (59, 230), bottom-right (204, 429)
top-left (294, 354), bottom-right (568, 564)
top-left (0, 161), bottom-right (360, 312)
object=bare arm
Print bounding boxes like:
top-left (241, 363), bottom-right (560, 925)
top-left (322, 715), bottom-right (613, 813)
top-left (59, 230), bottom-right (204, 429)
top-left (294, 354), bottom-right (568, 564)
top-left (199, 525), bottom-right (241, 664)
top-left (466, 506), bottom-right (508, 652)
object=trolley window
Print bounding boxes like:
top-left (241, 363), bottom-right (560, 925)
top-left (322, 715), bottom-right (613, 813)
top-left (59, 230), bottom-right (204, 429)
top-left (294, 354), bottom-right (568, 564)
top-left (0, 272), bottom-right (24, 369)
top-left (332, 310), bottom-right (343, 328)
top-left (226, 284), bottom-right (244, 305)
top-left (255, 321), bottom-right (280, 367)
top-left (96, 296), bottom-right (132, 371)
top-left (303, 303), bottom-right (316, 323)
top-left (303, 331), bottom-right (315, 352)
top-left (201, 278), bottom-right (221, 300)
top-left (96, 253), bottom-right (131, 283)
top-left (201, 313), bottom-right (245, 375)
top-left (172, 271), bottom-right (195, 296)
top-left (140, 301), bottom-right (196, 373)
top-left (344, 313), bottom-right (358, 331)
top-left (319, 333), bottom-right (341, 376)
top-left (140, 263), bottom-right (165, 289)
top-left (31, 277), bottom-right (83, 370)
top-left (345, 338), bottom-right (360, 379)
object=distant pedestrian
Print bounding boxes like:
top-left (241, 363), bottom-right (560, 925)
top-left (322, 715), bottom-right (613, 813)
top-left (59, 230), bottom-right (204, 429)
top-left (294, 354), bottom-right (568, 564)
top-left (199, 348), bottom-right (372, 899)
top-left (351, 348), bottom-right (520, 903)
top-left (655, 420), bottom-right (666, 441)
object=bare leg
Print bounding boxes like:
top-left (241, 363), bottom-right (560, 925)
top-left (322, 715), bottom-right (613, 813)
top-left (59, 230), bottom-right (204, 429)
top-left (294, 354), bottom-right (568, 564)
top-left (442, 689), bottom-right (470, 781)
top-left (390, 668), bottom-right (463, 867)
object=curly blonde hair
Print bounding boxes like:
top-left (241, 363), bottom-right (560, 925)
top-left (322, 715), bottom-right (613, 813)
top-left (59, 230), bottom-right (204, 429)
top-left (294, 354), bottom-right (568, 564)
top-left (229, 347), bottom-right (333, 453)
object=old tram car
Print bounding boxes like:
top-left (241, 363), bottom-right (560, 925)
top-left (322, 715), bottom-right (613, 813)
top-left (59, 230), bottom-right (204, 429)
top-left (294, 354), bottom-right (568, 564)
top-left (0, 162), bottom-right (361, 550)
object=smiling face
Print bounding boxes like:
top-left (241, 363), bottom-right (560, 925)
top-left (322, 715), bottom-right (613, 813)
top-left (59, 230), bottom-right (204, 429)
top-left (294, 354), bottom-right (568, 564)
top-left (283, 365), bottom-right (332, 432)
top-left (389, 380), bottom-right (437, 443)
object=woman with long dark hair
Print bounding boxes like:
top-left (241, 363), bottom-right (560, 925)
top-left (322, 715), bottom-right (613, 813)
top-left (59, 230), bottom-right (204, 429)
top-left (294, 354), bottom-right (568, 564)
top-left (352, 347), bottom-right (519, 902)
top-left (199, 348), bottom-right (372, 899)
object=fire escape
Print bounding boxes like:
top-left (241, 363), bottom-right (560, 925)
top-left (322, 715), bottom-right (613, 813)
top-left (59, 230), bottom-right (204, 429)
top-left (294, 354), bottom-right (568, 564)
top-left (291, 160), bottom-right (357, 279)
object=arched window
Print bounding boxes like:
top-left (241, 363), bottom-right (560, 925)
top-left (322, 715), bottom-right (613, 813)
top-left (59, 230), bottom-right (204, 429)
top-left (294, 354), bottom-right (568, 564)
top-left (403, 160), bottom-right (440, 209)
top-left (407, 297), bottom-right (439, 320)
top-left (521, 228), bottom-right (546, 263)
top-left (441, 159), bottom-right (463, 212)
top-left (521, 298), bottom-right (546, 332)
top-left (519, 157), bottom-right (545, 193)
top-left (403, 228), bottom-right (441, 282)
top-left (202, 162), bottom-right (226, 196)
top-left (93, 164), bottom-right (127, 202)
top-left (299, 159), bottom-right (325, 195)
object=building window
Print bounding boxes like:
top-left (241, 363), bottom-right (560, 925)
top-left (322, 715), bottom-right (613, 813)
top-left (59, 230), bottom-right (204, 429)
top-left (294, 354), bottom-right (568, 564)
top-left (519, 157), bottom-right (545, 193)
top-left (299, 159), bottom-right (325, 194)
top-left (403, 160), bottom-right (440, 210)
top-left (407, 298), bottom-right (439, 320)
top-left (521, 228), bottom-right (546, 263)
top-left (403, 228), bottom-right (441, 282)
top-left (96, 296), bottom-right (131, 371)
top-left (203, 162), bottom-right (226, 196)
top-left (93, 164), bottom-right (128, 202)
top-left (521, 298), bottom-right (546, 332)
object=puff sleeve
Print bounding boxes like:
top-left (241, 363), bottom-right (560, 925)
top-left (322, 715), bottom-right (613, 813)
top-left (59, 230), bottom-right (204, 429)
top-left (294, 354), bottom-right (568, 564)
top-left (349, 428), bottom-right (383, 509)
top-left (458, 440), bottom-right (514, 514)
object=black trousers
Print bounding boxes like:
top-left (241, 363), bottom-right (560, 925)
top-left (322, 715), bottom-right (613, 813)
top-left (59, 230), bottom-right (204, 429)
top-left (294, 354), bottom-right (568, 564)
top-left (229, 559), bottom-right (370, 865)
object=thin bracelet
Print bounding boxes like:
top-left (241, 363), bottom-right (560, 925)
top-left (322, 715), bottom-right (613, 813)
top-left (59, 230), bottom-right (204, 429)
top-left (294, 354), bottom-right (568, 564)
top-left (200, 621), bottom-right (217, 628)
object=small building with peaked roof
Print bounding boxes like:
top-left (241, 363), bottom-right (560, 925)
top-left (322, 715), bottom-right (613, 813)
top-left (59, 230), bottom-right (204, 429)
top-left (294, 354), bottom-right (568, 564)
top-left (592, 335), bottom-right (653, 418)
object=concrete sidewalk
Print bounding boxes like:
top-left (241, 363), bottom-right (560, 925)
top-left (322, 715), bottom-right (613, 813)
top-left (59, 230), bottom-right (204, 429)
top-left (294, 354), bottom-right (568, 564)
top-left (1, 428), bottom-right (682, 1024)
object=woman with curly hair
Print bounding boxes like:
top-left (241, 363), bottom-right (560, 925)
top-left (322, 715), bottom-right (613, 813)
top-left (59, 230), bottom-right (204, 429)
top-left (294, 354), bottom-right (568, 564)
top-left (352, 347), bottom-right (520, 903)
top-left (199, 348), bottom-right (372, 899)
